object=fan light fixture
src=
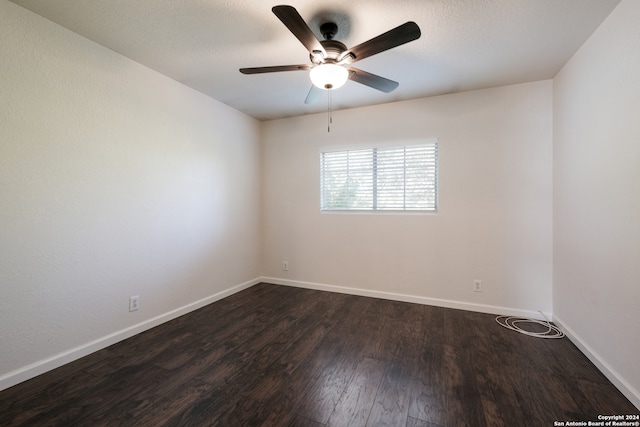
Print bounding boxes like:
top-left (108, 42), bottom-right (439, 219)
top-left (310, 63), bottom-right (348, 90)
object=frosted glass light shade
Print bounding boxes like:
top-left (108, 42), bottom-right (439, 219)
top-left (310, 64), bottom-right (349, 90)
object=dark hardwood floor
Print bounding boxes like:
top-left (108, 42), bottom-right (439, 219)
top-left (1, 283), bottom-right (637, 426)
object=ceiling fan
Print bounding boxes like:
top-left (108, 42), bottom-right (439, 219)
top-left (240, 5), bottom-right (421, 104)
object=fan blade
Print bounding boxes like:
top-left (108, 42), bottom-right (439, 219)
top-left (240, 65), bottom-right (310, 74)
top-left (342, 21), bottom-right (421, 64)
top-left (272, 5), bottom-right (326, 57)
top-left (305, 85), bottom-right (323, 104)
top-left (348, 68), bottom-right (399, 93)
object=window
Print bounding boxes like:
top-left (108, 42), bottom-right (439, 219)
top-left (320, 142), bottom-right (438, 212)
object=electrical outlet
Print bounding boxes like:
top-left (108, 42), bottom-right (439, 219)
top-left (129, 295), bottom-right (140, 312)
top-left (473, 280), bottom-right (482, 292)
top-left (282, 261), bottom-right (289, 271)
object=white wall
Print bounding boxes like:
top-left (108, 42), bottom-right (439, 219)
top-left (553, 0), bottom-right (640, 407)
top-left (261, 81), bottom-right (553, 317)
top-left (0, 0), bottom-right (261, 389)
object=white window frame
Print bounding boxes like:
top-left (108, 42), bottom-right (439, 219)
top-left (320, 140), bottom-right (438, 213)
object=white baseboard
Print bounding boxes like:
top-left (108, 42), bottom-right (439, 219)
top-left (553, 315), bottom-right (640, 411)
top-left (0, 277), bottom-right (261, 392)
top-left (260, 276), bottom-right (553, 321)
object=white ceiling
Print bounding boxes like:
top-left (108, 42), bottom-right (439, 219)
top-left (11, 0), bottom-right (621, 121)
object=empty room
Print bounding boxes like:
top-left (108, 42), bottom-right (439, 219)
top-left (1, 0), bottom-right (639, 425)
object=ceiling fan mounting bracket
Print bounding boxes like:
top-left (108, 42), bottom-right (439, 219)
top-left (320, 22), bottom-right (338, 40)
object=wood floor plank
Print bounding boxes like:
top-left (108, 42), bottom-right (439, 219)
top-left (287, 415), bottom-right (327, 427)
top-left (464, 311), bottom-right (529, 425)
top-left (193, 288), bottom-right (330, 389)
top-left (326, 357), bottom-right (387, 427)
top-left (175, 290), bottom-right (310, 385)
top-left (572, 378), bottom-right (639, 419)
top-left (366, 359), bottom-right (413, 427)
top-left (392, 303), bottom-right (429, 361)
top-left (110, 377), bottom-right (214, 427)
top-left (407, 342), bottom-right (446, 426)
top-left (359, 298), bottom-right (406, 362)
top-left (293, 295), bottom-right (377, 424)
top-left (0, 371), bottom-right (103, 426)
top-left (406, 416), bottom-right (443, 427)
top-left (249, 293), bottom-right (357, 427)
top-left (244, 329), bottom-right (337, 427)
top-left (207, 292), bottom-right (344, 426)
top-left (442, 343), bottom-right (488, 427)
top-left (82, 328), bottom-right (197, 376)
top-left (1, 283), bottom-right (637, 427)
top-left (0, 347), bottom-right (114, 414)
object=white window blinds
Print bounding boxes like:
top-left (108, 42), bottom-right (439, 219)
top-left (320, 143), bottom-right (438, 212)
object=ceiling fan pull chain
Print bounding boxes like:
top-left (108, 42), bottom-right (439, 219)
top-left (327, 89), bottom-right (332, 132)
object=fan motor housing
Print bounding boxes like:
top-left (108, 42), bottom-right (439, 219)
top-left (318, 40), bottom-right (347, 62)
